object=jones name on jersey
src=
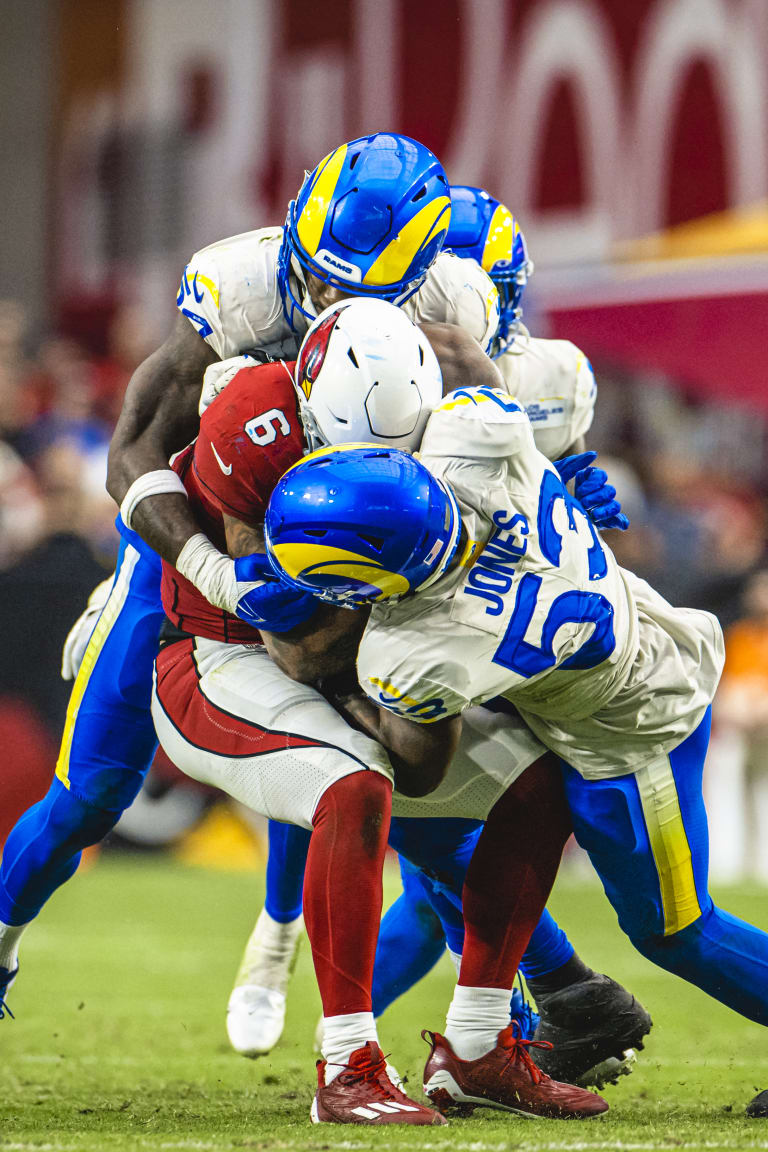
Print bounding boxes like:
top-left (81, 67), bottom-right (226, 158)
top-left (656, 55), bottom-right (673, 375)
top-left (358, 388), bottom-right (724, 779)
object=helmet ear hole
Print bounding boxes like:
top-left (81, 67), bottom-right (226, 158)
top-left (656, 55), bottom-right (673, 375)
top-left (347, 346), bottom-right (359, 368)
top-left (418, 344), bottom-right (424, 365)
top-left (411, 185), bottom-right (427, 202)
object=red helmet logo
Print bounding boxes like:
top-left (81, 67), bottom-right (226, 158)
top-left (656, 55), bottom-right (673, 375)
top-left (296, 307), bottom-right (345, 399)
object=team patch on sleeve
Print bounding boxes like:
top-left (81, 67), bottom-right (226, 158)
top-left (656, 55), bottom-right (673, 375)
top-left (364, 676), bottom-right (450, 723)
top-left (177, 259), bottom-right (221, 350)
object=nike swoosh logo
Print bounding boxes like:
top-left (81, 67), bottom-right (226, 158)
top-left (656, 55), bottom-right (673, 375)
top-left (211, 442), bottom-right (232, 475)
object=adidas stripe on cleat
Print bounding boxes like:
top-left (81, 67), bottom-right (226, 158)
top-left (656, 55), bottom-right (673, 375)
top-left (312, 1041), bottom-right (446, 1125)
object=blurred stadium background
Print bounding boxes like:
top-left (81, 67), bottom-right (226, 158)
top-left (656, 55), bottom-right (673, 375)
top-left (1, 0), bottom-right (768, 882)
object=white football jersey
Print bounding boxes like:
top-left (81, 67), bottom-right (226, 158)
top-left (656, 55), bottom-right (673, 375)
top-left (357, 388), bottom-right (724, 779)
top-left (497, 331), bottom-right (597, 459)
top-left (177, 229), bottom-right (498, 365)
top-left (404, 253), bottom-right (499, 354)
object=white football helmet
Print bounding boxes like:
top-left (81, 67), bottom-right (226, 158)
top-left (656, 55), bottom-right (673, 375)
top-left (293, 298), bottom-right (442, 452)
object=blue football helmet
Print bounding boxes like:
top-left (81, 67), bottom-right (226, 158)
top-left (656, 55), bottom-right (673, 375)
top-left (278, 133), bottom-right (452, 331)
top-left (265, 445), bottom-right (462, 605)
top-left (446, 185), bottom-right (533, 356)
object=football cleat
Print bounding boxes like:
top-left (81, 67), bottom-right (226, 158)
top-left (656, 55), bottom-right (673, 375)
top-left (746, 1089), bottom-right (768, 1118)
top-left (313, 1017), bottom-right (403, 1087)
top-left (530, 972), bottom-right (652, 1088)
top-left (226, 910), bottom-right (303, 1057)
top-left (422, 1024), bottom-right (609, 1119)
top-left (0, 966), bottom-right (17, 1020)
top-left (312, 1041), bottom-right (446, 1125)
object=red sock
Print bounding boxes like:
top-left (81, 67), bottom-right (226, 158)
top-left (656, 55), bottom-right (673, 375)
top-left (459, 753), bottom-right (572, 989)
top-left (303, 771), bottom-right (391, 1017)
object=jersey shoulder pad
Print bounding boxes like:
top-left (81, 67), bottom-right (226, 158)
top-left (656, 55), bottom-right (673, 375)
top-left (409, 253), bottom-right (499, 351)
top-left (178, 227), bottom-right (285, 359)
top-left (498, 336), bottom-right (597, 457)
top-left (194, 360), bottom-right (302, 524)
top-left (420, 385), bottom-right (533, 460)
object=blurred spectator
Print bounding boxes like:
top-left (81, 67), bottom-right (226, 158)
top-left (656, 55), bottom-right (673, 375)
top-left (708, 569), bottom-right (768, 880)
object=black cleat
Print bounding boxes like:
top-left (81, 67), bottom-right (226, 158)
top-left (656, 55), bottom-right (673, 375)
top-left (746, 1090), bottom-right (768, 1117)
top-left (530, 972), bottom-right (652, 1088)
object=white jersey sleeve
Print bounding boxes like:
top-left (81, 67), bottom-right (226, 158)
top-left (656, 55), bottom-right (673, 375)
top-left (405, 253), bottom-right (500, 351)
top-left (176, 228), bottom-right (299, 361)
top-left (496, 334), bottom-right (597, 459)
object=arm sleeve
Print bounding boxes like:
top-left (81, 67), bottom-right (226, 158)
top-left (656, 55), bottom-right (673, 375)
top-left (357, 629), bottom-right (471, 724)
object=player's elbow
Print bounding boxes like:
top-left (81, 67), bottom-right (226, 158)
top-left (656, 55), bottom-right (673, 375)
top-left (106, 437), bottom-right (127, 504)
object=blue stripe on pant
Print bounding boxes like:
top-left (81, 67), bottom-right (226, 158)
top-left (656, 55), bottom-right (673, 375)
top-left (0, 536), bottom-right (164, 925)
top-left (563, 707), bottom-right (768, 1026)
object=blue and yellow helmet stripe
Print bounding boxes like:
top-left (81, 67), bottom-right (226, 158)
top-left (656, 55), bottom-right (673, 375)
top-left (265, 444), bottom-right (462, 607)
top-left (278, 133), bottom-right (451, 330)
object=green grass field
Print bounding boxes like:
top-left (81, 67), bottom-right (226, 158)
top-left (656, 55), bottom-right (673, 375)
top-left (1, 854), bottom-right (767, 1152)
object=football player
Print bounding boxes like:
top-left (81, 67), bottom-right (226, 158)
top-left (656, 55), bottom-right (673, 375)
top-left (264, 366), bottom-right (768, 1118)
top-left (232, 187), bottom-right (638, 1089)
top-left (149, 298), bottom-right (608, 1122)
top-left (0, 134), bottom-right (497, 1016)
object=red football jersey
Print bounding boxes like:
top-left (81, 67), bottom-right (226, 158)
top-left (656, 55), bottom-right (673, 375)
top-left (161, 359), bottom-right (304, 642)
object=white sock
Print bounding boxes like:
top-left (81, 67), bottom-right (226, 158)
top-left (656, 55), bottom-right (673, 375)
top-left (0, 920), bottom-right (29, 972)
top-left (237, 908), bottom-right (303, 991)
top-left (447, 947), bottom-right (462, 976)
top-left (322, 1011), bottom-right (378, 1082)
top-left (444, 985), bottom-right (512, 1061)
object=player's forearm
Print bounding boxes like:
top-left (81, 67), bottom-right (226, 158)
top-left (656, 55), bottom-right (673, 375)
top-left (106, 313), bottom-right (217, 564)
top-left (420, 322), bottom-right (503, 394)
top-left (331, 689), bottom-right (458, 797)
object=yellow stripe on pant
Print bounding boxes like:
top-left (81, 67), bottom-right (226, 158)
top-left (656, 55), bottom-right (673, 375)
top-left (55, 547), bottom-right (138, 790)
top-left (635, 756), bottom-right (702, 935)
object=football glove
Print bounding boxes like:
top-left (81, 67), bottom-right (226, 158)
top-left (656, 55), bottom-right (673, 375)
top-left (554, 451), bottom-right (629, 532)
top-left (233, 553), bottom-right (318, 633)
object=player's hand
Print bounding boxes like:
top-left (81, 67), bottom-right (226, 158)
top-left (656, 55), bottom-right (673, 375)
top-left (554, 451), bottom-right (630, 532)
top-left (232, 554), bottom-right (318, 633)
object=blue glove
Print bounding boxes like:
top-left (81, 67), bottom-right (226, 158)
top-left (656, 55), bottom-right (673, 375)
top-left (554, 451), bottom-right (630, 532)
top-left (232, 554), bottom-right (318, 633)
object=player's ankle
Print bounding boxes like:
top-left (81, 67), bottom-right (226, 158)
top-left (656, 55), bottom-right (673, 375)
top-left (444, 985), bottom-right (511, 1061)
top-left (526, 953), bottom-right (594, 999)
top-left (0, 920), bottom-right (30, 972)
top-left (321, 1011), bottom-right (378, 1082)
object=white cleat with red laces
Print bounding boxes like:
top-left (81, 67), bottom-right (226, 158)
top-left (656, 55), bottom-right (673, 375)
top-left (311, 1041), bottom-right (447, 1125)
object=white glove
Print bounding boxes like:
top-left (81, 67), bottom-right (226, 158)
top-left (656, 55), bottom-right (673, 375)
top-left (61, 577), bottom-right (113, 680)
top-left (199, 355), bottom-right (256, 414)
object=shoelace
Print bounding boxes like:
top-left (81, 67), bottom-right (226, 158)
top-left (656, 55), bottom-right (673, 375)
top-left (331, 1050), bottom-right (397, 1099)
top-left (498, 1021), bottom-right (552, 1086)
top-left (0, 997), bottom-right (15, 1021)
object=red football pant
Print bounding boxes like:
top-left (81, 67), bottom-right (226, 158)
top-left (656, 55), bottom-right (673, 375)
top-left (303, 770), bottom-right (392, 1017)
top-left (459, 752), bottom-right (572, 989)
